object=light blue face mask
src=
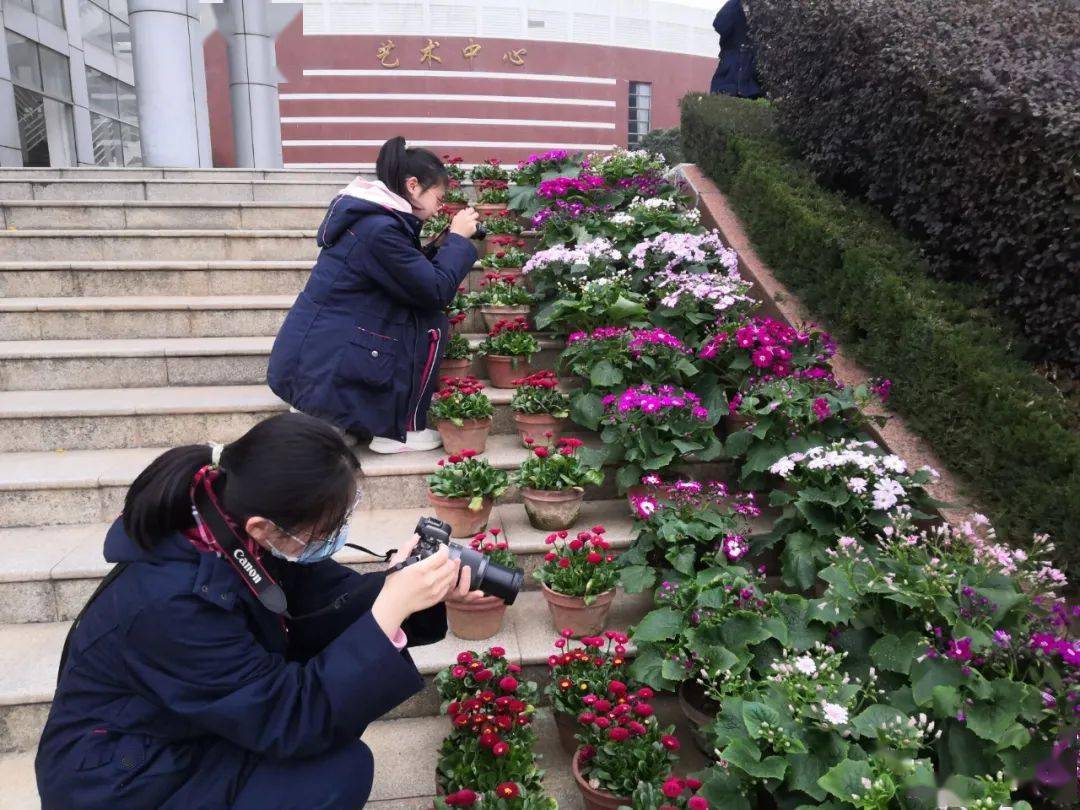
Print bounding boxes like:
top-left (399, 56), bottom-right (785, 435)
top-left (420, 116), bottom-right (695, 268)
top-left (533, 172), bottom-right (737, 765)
top-left (268, 524), bottom-right (351, 565)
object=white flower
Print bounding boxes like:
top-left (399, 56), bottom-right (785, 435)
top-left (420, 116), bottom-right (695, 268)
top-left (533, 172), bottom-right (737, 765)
top-left (769, 457), bottom-right (796, 477)
top-left (794, 656), bottom-right (817, 675)
top-left (882, 455), bottom-right (908, 474)
top-left (821, 702), bottom-right (849, 725)
top-left (871, 478), bottom-right (906, 510)
top-left (847, 476), bottom-right (867, 494)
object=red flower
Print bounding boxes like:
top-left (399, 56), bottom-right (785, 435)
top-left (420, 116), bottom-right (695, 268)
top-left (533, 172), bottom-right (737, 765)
top-left (478, 731), bottom-right (498, 749)
top-left (608, 726), bottom-right (630, 742)
top-left (662, 779), bottom-right (683, 799)
top-left (496, 541), bottom-right (508, 550)
top-left (661, 734), bottom-right (681, 751)
top-left (474, 669), bottom-right (493, 682)
top-left (533, 446), bottom-right (549, 458)
top-left (496, 782), bottom-right (520, 799)
top-left (524, 436), bottom-right (535, 445)
top-left (592, 525), bottom-right (606, 534)
top-left (593, 698), bottom-right (611, 713)
top-left (569, 539), bottom-right (584, 551)
top-left (453, 713), bottom-right (469, 727)
top-left (686, 778), bottom-right (703, 790)
top-left (460, 449), bottom-right (477, 458)
top-left (593, 716), bottom-right (611, 729)
top-left (608, 680), bottom-right (627, 695)
top-left (636, 686), bottom-right (653, 699)
top-left (577, 711), bottom-right (595, 724)
top-left (628, 721), bottom-right (647, 735)
top-left (544, 552), bottom-right (556, 562)
top-left (688, 797), bottom-right (709, 810)
top-left (451, 666), bottom-right (466, 678)
top-left (492, 741), bottom-right (510, 757)
top-left (544, 533), bottom-right (556, 545)
top-left (499, 675), bottom-right (518, 692)
top-left (490, 528), bottom-right (501, 536)
top-left (557, 557), bottom-right (570, 569)
top-left (558, 531), bottom-right (569, 539)
top-left (560, 628), bottom-right (574, 638)
top-left (479, 690), bottom-right (495, 702)
top-left (507, 663), bottom-right (521, 673)
top-left (633, 703), bottom-right (654, 717)
top-left (579, 744), bottom-right (596, 762)
top-left (445, 789), bottom-right (477, 806)
top-left (489, 646), bottom-right (505, 658)
top-left (587, 551), bottom-right (603, 564)
top-left (448, 454), bottom-right (462, 464)
top-left (495, 715), bottom-right (513, 731)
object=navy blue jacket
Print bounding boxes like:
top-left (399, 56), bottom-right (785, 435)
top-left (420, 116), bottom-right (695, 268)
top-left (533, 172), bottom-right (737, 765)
top-left (36, 520), bottom-right (445, 809)
top-left (267, 197), bottom-right (478, 441)
top-left (711, 0), bottom-right (762, 98)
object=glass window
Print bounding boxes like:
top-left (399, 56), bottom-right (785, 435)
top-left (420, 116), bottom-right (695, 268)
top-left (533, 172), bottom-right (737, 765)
top-left (627, 81), bottom-right (652, 148)
top-left (90, 111), bottom-right (123, 166)
top-left (43, 97), bottom-right (77, 165)
top-left (6, 32), bottom-right (43, 92)
top-left (110, 17), bottom-right (131, 61)
top-left (8, 0), bottom-right (35, 14)
top-left (109, 0), bottom-right (129, 22)
top-left (85, 66), bottom-right (119, 116)
top-left (117, 81), bottom-right (138, 123)
top-left (14, 86), bottom-right (49, 166)
top-left (120, 123), bottom-right (141, 166)
top-left (79, 0), bottom-right (114, 52)
top-left (39, 46), bottom-right (72, 101)
top-left (35, 0), bottom-right (66, 27)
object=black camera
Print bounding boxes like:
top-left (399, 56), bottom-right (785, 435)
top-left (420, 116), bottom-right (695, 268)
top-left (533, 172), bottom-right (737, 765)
top-left (388, 516), bottom-right (523, 604)
top-left (472, 223), bottom-right (487, 241)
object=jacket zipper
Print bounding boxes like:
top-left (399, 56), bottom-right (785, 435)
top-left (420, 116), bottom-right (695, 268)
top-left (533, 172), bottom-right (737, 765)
top-left (410, 328), bottom-right (442, 432)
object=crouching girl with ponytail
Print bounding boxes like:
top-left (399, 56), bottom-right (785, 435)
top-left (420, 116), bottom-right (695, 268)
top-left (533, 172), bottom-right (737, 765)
top-left (268, 136), bottom-right (482, 454)
top-left (36, 413), bottom-right (485, 809)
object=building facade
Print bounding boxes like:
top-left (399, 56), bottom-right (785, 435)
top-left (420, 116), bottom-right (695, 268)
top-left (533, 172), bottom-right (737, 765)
top-left (2, 0), bottom-right (721, 168)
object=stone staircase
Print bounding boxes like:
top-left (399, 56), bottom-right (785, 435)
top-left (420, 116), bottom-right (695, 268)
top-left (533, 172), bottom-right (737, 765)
top-left (0, 168), bottom-right (734, 808)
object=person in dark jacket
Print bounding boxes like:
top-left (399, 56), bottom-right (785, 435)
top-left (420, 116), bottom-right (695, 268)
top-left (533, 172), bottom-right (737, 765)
top-left (36, 413), bottom-right (484, 809)
top-left (267, 137), bottom-right (481, 455)
top-left (710, 0), bottom-right (762, 98)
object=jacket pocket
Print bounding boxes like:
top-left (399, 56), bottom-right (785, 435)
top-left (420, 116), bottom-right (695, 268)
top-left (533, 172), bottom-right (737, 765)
top-left (334, 328), bottom-right (397, 389)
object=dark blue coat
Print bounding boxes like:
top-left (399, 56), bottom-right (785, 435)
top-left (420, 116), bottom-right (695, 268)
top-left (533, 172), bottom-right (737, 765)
top-left (36, 520), bottom-right (446, 809)
top-left (710, 0), bottom-right (762, 98)
top-left (267, 197), bottom-right (478, 441)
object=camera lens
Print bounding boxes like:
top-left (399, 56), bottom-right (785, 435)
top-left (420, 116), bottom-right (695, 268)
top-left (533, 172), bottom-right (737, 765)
top-left (450, 543), bottom-right (524, 605)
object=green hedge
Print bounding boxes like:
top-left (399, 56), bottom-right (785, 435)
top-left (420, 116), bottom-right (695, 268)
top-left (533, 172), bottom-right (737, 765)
top-left (681, 93), bottom-right (1080, 578)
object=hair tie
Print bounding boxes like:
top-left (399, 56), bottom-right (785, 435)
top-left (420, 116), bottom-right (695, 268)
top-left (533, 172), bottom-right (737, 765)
top-left (209, 443), bottom-right (225, 468)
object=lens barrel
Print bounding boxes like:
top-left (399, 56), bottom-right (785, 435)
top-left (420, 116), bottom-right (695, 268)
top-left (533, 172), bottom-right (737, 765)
top-left (448, 543), bottom-right (523, 605)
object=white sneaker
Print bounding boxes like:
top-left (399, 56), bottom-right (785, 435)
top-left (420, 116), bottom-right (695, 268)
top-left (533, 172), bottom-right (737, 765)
top-left (369, 430), bottom-right (443, 454)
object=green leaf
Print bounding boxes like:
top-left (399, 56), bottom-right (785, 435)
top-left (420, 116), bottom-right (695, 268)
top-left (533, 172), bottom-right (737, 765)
top-left (723, 428), bottom-right (754, 459)
top-left (609, 295), bottom-right (647, 321)
top-left (742, 702), bottom-right (782, 739)
top-left (818, 758), bottom-right (874, 803)
top-left (910, 658), bottom-right (964, 706)
top-left (786, 731), bottom-right (848, 802)
top-left (588, 359), bottom-right (624, 388)
top-left (852, 704), bottom-right (906, 739)
top-left (619, 564), bottom-right (656, 594)
top-left (628, 647), bottom-right (669, 690)
top-left (931, 685), bottom-right (961, 718)
top-left (615, 464), bottom-right (642, 492)
top-left (570, 392), bottom-right (605, 431)
top-left (799, 486), bottom-right (851, 507)
top-left (670, 546), bottom-right (698, 576)
top-left (631, 607), bottom-right (682, 642)
top-left (720, 738), bottom-right (788, 781)
top-left (696, 766), bottom-right (752, 810)
top-left (869, 631), bottom-right (924, 675)
top-left (793, 501), bottom-right (840, 535)
top-left (966, 679), bottom-right (1028, 742)
top-left (781, 531), bottom-right (820, 591)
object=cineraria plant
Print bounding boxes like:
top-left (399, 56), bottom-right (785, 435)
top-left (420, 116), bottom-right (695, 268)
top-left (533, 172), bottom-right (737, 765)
top-left (467, 527), bottom-right (517, 571)
top-left (766, 438), bottom-right (943, 589)
top-left (620, 478), bottom-right (762, 592)
top-left (596, 385), bottom-right (723, 492)
top-left (649, 269), bottom-right (758, 348)
top-left (532, 200), bottom-right (616, 247)
top-left (697, 314), bottom-right (837, 391)
top-left (574, 686), bottom-right (682, 798)
top-left (430, 376), bottom-right (495, 425)
top-left (481, 210), bottom-right (523, 236)
top-left (428, 452), bottom-right (510, 510)
top-left (535, 526), bottom-right (619, 602)
top-left (627, 230), bottom-right (738, 284)
top-left (473, 274), bottom-right (534, 307)
top-left (479, 243), bottom-right (531, 272)
top-left (511, 149), bottom-right (582, 189)
top-left (509, 371), bottom-right (570, 417)
top-left (511, 437), bottom-right (604, 492)
top-left (589, 198), bottom-right (703, 253)
top-left (545, 631), bottom-right (633, 720)
top-left (534, 276), bottom-right (649, 335)
top-left (725, 376), bottom-right (889, 489)
top-left (583, 148), bottom-right (668, 184)
top-left (521, 238), bottom-right (623, 302)
top-left (477, 318), bottom-right (540, 359)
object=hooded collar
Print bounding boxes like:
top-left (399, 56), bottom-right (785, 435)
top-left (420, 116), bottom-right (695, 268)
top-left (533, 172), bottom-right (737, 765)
top-left (317, 178), bottom-right (423, 248)
top-left (337, 177), bottom-right (413, 214)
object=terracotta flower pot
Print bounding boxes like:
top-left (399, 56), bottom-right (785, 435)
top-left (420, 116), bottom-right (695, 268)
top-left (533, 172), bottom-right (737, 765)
top-left (446, 593), bottom-right (507, 640)
top-left (427, 491), bottom-right (493, 538)
top-left (485, 354), bottom-right (532, 389)
top-left (436, 358), bottom-right (471, 388)
top-left (443, 202), bottom-right (466, 216)
top-left (541, 584), bottom-right (615, 637)
top-left (480, 305), bottom-right (530, 332)
top-left (572, 748), bottom-right (629, 810)
top-left (513, 412), bottom-right (568, 447)
top-left (476, 202), bottom-right (507, 217)
top-left (522, 487), bottom-right (585, 531)
top-left (677, 680), bottom-right (720, 756)
top-left (436, 417), bottom-right (492, 456)
top-left (554, 711), bottom-right (580, 755)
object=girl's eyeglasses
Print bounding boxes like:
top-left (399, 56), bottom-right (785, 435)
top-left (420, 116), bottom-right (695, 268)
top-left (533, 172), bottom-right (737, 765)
top-left (273, 489), bottom-right (363, 552)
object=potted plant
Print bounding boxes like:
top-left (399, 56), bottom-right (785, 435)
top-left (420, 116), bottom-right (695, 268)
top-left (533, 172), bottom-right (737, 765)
top-left (571, 686), bottom-right (681, 810)
top-left (447, 288), bottom-right (476, 336)
top-left (430, 376), bottom-right (495, 455)
top-left (509, 370), bottom-right (570, 447)
top-left (544, 631), bottom-right (632, 754)
top-left (422, 206), bottom-right (453, 239)
top-left (427, 451), bottom-right (510, 537)
top-left (435, 646), bottom-right (534, 708)
top-left (477, 317), bottom-right (540, 389)
top-left (627, 777), bottom-right (710, 810)
top-left (590, 197), bottom-right (703, 255)
top-left (512, 438), bottom-right (604, 531)
top-left (533, 274), bottom-right (649, 336)
top-left (471, 159), bottom-right (511, 215)
top-left (439, 333), bottom-right (474, 387)
top-left (534, 526), bottom-right (618, 635)
top-left (479, 236), bottom-right (530, 278)
top-left (596, 384), bottom-right (723, 493)
top-left (479, 210), bottom-right (524, 255)
top-left (474, 272), bottom-right (534, 331)
top-left (444, 177), bottom-right (470, 215)
top-left (445, 530), bottom-right (516, 640)
top-left (520, 238), bottom-right (624, 303)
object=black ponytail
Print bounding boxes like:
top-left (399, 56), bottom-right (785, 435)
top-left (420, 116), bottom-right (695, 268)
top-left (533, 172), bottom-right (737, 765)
top-left (123, 413), bottom-right (360, 550)
top-left (375, 136), bottom-right (448, 198)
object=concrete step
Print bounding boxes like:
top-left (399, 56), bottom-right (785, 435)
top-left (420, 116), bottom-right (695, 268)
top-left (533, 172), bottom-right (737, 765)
top-left (0, 260), bottom-right (314, 298)
top-left (0, 334), bottom-right (562, 391)
top-left (0, 587), bottom-right (657, 754)
top-left (0, 433), bottom-right (734, 527)
top-left (0, 295), bottom-right (295, 340)
top-left (0, 179), bottom-right (350, 203)
top-left (0, 499), bottom-right (682, 623)
top-left (0, 167), bottom-right (358, 183)
top-left (0, 379), bottom-right (567, 452)
top-left (0, 201), bottom-right (326, 230)
top-left (0, 229), bottom-right (318, 262)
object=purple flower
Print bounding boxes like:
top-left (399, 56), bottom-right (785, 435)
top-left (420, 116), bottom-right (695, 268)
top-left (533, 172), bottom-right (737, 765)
top-left (812, 397), bottom-right (831, 421)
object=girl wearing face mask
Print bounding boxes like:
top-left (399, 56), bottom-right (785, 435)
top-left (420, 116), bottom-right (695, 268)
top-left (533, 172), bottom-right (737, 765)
top-left (268, 136), bottom-right (481, 454)
top-left (36, 413), bottom-right (486, 810)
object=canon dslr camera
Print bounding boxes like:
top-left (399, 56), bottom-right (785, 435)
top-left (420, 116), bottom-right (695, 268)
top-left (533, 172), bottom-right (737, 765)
top-left (388, 516), bottom-right (523, 604)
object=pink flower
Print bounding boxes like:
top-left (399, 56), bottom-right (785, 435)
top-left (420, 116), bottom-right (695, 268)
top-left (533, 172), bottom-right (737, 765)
top-left (608, 680), bottom-right (627, 695)
top-left (452, 666), bottom-right (466, 678)
top-left (661, 735), bottom-right (681, 751)
top-left (662, 779), bottom-right (683, 799)
top-left (557, 557), bottom-right (570, 568)
top-left (609, 726), bottom-right (630, 742)
top-left (499, 676), bottom-right (518, 692)
top-left (587, 551), bottom-right (603, 564)
top-left (492, 741), bottom-right (509, 757)
top-left (688, 797), bottom-right (709, 810)
top-left (812, 397), bottom-right (831, 421)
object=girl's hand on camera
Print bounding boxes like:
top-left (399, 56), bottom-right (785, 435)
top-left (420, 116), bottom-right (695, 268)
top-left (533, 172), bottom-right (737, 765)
top-left (373, 547), bottom-right (460, 637)
top-left (385, 535), bottom-right (419, 568)
top-left (444, 566), bottom-right (489, 604)
top-left (449, 208), bottom-right (480, 239)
